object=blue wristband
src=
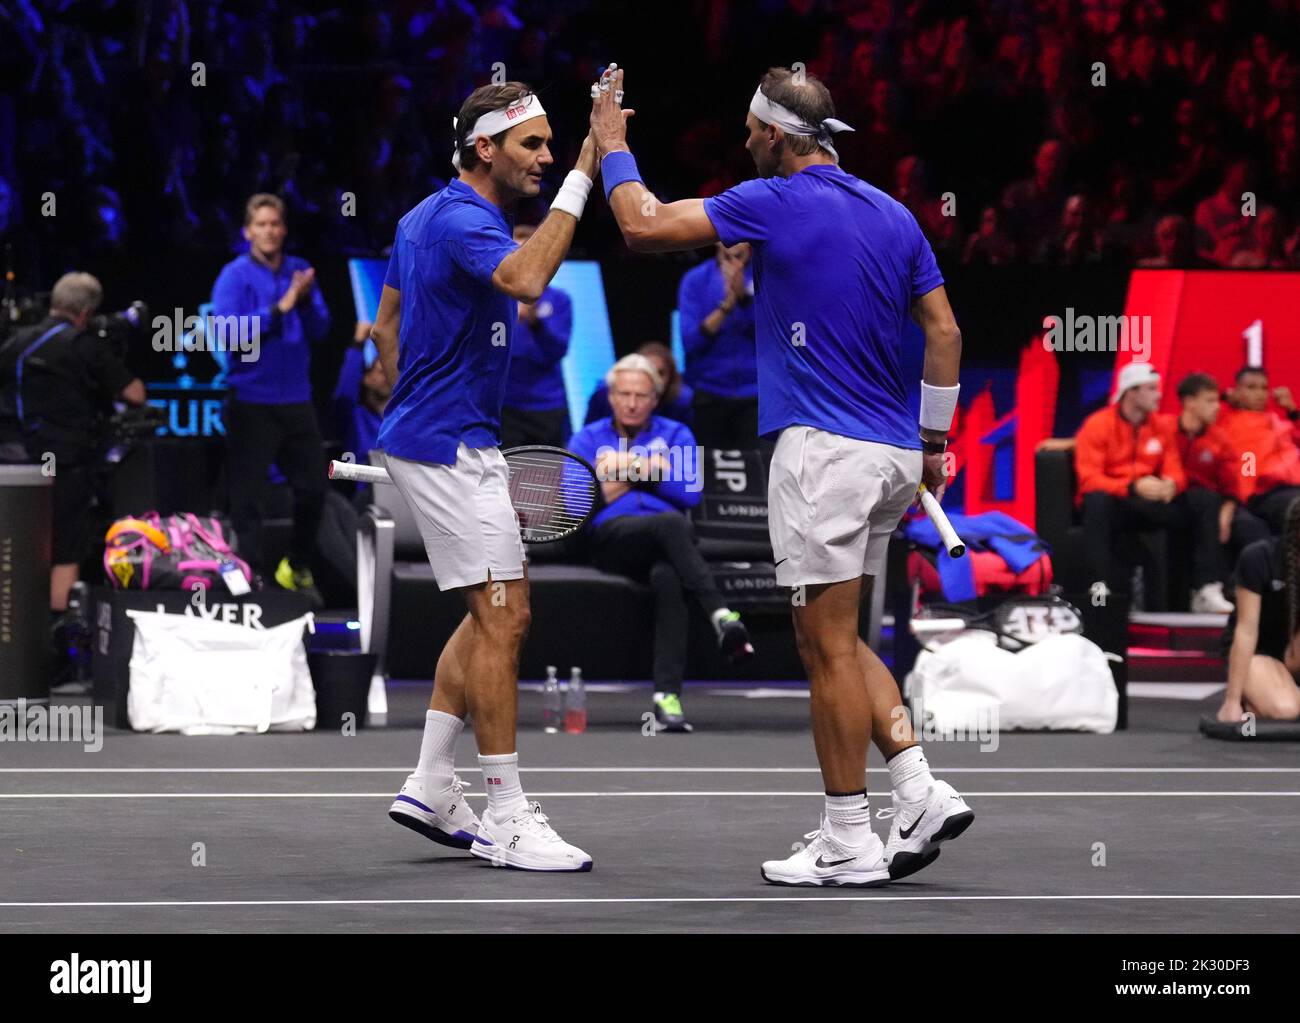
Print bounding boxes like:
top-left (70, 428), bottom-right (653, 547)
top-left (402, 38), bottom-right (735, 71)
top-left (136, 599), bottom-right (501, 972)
top-left (601, 150), bottom-right (643, 202)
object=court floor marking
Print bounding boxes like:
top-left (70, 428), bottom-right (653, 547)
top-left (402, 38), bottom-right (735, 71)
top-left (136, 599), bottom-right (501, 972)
top-left (3, 790), bottom-right (1300, 798)
top-left (2, 767), bottom-right (1298, 775)
top-left (1, 894), bottom-right (1297, 909)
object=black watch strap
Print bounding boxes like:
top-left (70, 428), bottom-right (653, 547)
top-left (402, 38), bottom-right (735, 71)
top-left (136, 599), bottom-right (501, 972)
top-left (920, 437), bottom-right (947, 455)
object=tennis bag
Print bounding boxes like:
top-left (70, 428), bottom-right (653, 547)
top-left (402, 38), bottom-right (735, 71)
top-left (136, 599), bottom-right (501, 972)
top-left (905, 596), bottom-right (1118, 733)
top-left (104, 512), bottom-right (254, 593)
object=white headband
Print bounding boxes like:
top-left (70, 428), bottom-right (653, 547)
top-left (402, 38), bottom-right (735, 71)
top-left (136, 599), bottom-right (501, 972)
top-left (451, 93), bottom-right (548, 171)
top-left (749, 86), bottom-right (855, 164)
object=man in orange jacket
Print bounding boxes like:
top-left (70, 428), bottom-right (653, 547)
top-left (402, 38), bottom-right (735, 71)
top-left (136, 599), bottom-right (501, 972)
top-left (1075, 361), bottom-right (1233, 611)
top-left (1219, 366), bottom-right (1300, 532)
top-left (1169, 371), bottom-right (1270, 565)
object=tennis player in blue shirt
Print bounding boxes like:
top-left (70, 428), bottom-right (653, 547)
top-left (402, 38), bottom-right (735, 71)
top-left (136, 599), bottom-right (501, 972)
top-left (590, 64), bottom-right (974, 886)
top-left (371, 82), bottom-right (599, 873)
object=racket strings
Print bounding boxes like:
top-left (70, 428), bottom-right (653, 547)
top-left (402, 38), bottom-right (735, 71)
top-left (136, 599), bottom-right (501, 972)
top-left (505, 451), bottom-right (598, 540)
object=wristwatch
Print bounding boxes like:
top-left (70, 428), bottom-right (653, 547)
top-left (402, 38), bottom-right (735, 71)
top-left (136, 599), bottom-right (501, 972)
top-left (920, 436), bottom-right (948, 455)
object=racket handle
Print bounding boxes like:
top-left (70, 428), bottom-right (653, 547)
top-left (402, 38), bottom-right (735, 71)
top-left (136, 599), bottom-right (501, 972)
top-left (329, 460), bottom-right (393, 485)
top-left (918, 483), bottom-right (965, 558)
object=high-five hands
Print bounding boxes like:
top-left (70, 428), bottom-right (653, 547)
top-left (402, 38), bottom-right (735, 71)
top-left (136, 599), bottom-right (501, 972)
top-left (589, 63), bottom-right (635, 157)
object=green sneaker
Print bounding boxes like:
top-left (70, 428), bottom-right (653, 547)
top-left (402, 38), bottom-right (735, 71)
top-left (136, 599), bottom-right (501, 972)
top-left (275, 556), bottom-right (324, 608)
top-left (652, 692), bottom-right (692, 733)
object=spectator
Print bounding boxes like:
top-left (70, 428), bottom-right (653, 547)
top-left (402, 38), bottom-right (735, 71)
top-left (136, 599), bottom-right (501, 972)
top-left (1001, 139), bottom-right (1068, 248)
top-left (1219, 367), bottom-right (1300, 533)
top-left (1137, 213), bottom-right (1200, 268)
top-left (1036, 193), bottom-right (1108, 265)
top-left (211, 192), bottom-right (331, 606)
top-left (962, 205), bottom-right (1017, 265)
top-left (677, 241), bottom-right (758, 450)
top-left (500, 221), bottom-right (574, 448)
top-left (1075, 362), bottom-right (1231, 611)
top-left (568, 354), bottom-right (754, 733)
top-left (1194, 160), bottom-right (1255, 266)
top-left (585, 341), bottom-right (694, 426)
top-left (1167, 372), bottom-right (1269, 594)
top-left (1230, 206), bottom-right (1294, 268)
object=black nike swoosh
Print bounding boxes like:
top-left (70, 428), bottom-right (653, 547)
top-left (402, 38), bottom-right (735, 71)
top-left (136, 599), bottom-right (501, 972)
top-left (815, 855), bottom-right (854, 868)
top-left (774, 558), bottom-right (788, 567)
top-left (899, 810), bottom-right (926, 840)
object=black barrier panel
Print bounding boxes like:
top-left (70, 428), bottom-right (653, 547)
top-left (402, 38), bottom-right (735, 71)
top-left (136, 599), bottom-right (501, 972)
top-left (91, 586), bottom-right (313, 729)
top-left (0, 465), bottom-right (53, 703)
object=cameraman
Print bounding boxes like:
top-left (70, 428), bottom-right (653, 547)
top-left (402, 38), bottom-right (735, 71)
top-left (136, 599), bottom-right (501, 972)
top-left (0, 272), bottom-right (146, 620)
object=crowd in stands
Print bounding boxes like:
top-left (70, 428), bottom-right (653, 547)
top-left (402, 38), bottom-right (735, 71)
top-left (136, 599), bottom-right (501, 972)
top-left (5, 0), bottom-right (1300, 276)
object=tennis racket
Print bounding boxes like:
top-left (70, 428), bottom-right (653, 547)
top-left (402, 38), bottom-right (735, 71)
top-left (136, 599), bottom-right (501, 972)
top-left (910, 594), bottom-right (1084, 651)
top-left (917, 482), bottom-right (965, 558)
top-left (329, 445), bottom-right (600, 544)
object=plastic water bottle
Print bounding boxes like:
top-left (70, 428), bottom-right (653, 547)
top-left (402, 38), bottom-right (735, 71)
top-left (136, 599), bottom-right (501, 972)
top-left (542, 666), bottom-right (562, 734)
top-left (564, 667), bottom-right (587, 734)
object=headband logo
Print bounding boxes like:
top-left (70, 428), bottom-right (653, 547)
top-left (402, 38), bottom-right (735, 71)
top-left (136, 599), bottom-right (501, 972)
top-left (505, 102), bottom-right (528, 120)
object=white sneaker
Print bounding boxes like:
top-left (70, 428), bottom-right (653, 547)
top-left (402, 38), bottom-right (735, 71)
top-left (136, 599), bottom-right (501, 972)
top-left (389, 773), bottom-right (483, 851)
top-left (883, 780), bottom-right (975, 880)
top-left (760, 818), bottom-right (891, 887)
top-left (1191, 582), bottom-right (1233, 614)
top-left (470, 801), bottom-right (593, 872)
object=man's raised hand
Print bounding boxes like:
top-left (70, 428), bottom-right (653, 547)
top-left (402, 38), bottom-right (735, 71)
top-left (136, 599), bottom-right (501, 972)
top-left (590, 63), bottom-right (634, 157)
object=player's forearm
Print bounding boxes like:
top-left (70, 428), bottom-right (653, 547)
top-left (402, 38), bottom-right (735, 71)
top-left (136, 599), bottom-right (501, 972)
top-left (493, 212), bottom-right (577, 303)
top-left (371, 326), bottom-right (399, 392)
top-left (1225, 629), bottom-right (1256, 703)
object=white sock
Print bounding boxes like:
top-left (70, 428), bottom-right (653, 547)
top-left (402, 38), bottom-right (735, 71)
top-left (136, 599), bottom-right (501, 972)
top-left (824, 791), bottom-right (872, 845)
top-left (710, 607), bottom-right (733, 628)
top-left (479, 752), bottom-right (529, 818)
top-left (414, 710), bottom-right (462, 783)
top-left (888, 746), bottom-right (934, 803)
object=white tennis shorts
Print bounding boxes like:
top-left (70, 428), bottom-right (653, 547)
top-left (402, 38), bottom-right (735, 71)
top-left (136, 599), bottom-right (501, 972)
top-left (385, 444), bottom-right (525, 591)
top-left (768, 425), bottom-right (922, 586)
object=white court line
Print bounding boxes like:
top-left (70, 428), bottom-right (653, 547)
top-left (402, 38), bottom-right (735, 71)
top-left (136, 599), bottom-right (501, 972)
top-left (1, 894), bottom-right (1297, 909)
top-left (2, 766), bottom-right (1299, 774)
top-left (3, 791), bottom-right (1300, 798)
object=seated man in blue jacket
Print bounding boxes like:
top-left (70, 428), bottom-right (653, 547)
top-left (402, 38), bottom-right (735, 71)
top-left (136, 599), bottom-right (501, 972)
top-left (501, 222), bottom-right (573, 448)
top-left (569, 353), bottom-right (753, 732)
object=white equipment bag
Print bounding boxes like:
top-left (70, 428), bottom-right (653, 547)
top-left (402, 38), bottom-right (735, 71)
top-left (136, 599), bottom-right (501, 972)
top-left (906, 630), bottom-right (1118, 734)
top-left (125, 609), bottom-right (317, 734)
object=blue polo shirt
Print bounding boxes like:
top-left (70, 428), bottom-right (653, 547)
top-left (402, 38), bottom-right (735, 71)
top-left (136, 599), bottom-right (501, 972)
top-left (210, 252), bottom-right (331, 404)
top-left (377, 180), bottom-right (518, 465)
top-left (703, 163), bottom-right (943, 450)
top-left (568, 415), bottom-right (702, 531)
top-left (677, 258), bottom-right (757, 399)
top-left (505, 285), bottom-right (572, 411)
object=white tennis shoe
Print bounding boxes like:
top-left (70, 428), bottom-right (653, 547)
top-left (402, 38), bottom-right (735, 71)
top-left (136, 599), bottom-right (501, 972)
top-left (760, 818), bottom-right (891, 887)
top-left (471, 801), bottom-right (593, 872)
top-left (389, 773), bottom-right (483, 851)
top-left (883, 780), bottom-right (975, 879)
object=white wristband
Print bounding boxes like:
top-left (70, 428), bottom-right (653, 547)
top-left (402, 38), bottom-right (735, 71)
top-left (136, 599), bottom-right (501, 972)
top-left (550, 169), bottom-right (593, 220)
top-left (920, 381), bottom-right (960, 432)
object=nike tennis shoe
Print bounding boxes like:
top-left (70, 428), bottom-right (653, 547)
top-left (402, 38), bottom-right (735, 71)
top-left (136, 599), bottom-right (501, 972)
top-left (760, 818), bottom-right (891, 887)
top-left (470, 801), bottom-right (593, 872)
top-left (883, 780), bottom-right (975, 879)
top-left (389, 773), bottom-right (483, 851)
top-left (653, 692), bottom-right (692, 733)
top-left (717, 611), bottom-right (755, 663)
top-left (275, 556), bottom-right (324, 609)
